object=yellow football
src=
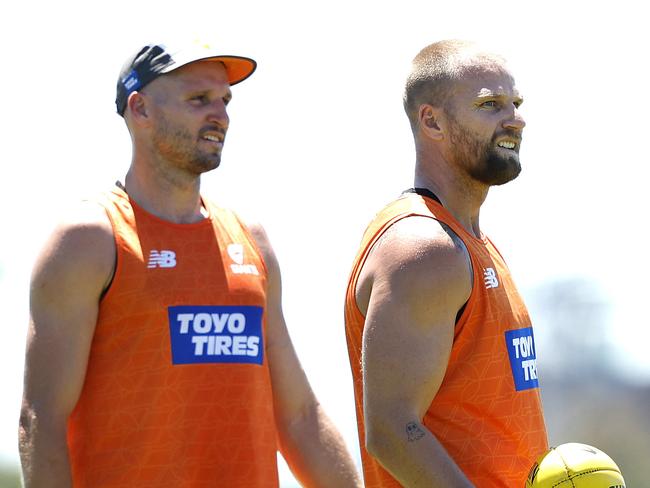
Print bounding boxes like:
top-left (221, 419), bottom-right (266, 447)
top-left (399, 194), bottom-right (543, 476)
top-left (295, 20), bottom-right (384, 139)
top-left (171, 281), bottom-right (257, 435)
top-left (525, 443), bottom-right (626, 487)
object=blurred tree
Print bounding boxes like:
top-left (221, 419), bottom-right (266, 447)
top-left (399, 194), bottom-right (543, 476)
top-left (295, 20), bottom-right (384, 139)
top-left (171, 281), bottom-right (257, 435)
top-left (529, 277), bottom-right (614, 379)
top-left (0, 460), bottom-right (21, 488)
top-left (528, 277), bottom-right (649, 486)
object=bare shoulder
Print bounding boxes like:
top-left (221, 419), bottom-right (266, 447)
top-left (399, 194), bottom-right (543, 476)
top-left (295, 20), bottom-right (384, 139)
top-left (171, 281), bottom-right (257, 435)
top-left (375, 216), bottom-right (469, 268)
top-left (241, 217), bottom-right (271, 251)
top-left (25, 201), bottom-right (117, 426)
top-left (31, 200), bottom-right (116, 297)
top-left (357, 216), bottom-right (472, 316)
top-left (60, 199), bottom-right (114, 236)
top-left (235, 213), bottom-right (278, 272)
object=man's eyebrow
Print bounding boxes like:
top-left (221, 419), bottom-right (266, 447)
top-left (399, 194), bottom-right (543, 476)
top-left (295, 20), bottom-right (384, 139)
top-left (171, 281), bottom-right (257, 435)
top-left (185, 87), bottom-right (233, 99)
top-left (476, 90), bottom-right (508, 98)
top-left (475, 92), bottom-right (524, 103)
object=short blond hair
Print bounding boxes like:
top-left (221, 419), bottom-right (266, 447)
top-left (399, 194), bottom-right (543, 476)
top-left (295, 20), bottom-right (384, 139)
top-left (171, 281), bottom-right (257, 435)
top-left (403, 40), bottom-right (506, 130)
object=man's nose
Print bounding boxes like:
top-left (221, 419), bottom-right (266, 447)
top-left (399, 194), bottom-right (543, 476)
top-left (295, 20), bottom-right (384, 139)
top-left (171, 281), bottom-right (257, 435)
top-left (208, 100), bottom-right (229, 129)
top-left (503, 106), bottom-right (525, 131)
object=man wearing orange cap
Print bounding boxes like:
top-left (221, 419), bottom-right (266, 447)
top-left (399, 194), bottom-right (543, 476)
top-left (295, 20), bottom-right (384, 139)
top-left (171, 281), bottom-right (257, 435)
top-left (20, 42), bottom-right (361, 488)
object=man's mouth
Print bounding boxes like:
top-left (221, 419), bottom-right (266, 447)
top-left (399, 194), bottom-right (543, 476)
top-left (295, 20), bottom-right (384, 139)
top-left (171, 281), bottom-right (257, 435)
top-left (497, 140), bottom-right (517, 150)
top-left (202, 133), bottom-right (224, 143)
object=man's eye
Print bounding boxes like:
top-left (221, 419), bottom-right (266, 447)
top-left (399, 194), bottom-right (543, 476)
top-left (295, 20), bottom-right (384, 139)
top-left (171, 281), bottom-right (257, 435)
top-left (481, 100), bottom-right (497, 108)
top-left (191, 95), bottom-right (209, 104)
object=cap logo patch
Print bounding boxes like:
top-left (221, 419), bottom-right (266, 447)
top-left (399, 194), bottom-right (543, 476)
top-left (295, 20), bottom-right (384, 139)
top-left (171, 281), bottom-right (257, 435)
top-left (122, 70), bottom-right (141, 92)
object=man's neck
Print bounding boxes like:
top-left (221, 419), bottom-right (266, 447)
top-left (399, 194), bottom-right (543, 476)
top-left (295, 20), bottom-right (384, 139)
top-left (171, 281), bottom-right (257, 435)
top-left (414, 160), bottom-right (488, 239)
top-left (123, 164), bottom-right (208, 224)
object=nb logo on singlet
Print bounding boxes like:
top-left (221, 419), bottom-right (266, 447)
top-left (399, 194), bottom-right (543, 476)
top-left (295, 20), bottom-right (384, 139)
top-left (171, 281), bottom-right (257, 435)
top-left (483, 267), bottom-right (499, 289)
top-left (147, 250), bottom-right (177, 268)
top-left (227, 243), bottom-right (259, 275)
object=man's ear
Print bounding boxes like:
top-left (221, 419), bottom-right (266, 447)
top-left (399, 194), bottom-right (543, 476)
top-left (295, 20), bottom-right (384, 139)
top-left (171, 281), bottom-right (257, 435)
top-left (418, 104), bottom-right (444, 141)
top-left (126, 92), bottom-right (149, 124)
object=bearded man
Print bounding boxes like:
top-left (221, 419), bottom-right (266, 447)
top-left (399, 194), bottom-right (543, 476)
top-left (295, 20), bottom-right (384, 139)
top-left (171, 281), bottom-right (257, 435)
top-left (344, 40), bottom-right (548, 487)
top-left (20, 41), bottom-right (361, 488)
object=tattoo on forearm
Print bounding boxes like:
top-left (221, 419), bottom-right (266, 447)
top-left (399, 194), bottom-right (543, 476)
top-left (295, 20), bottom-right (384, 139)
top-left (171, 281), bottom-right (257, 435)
top-left (406, 422), bottom-right (425, 442)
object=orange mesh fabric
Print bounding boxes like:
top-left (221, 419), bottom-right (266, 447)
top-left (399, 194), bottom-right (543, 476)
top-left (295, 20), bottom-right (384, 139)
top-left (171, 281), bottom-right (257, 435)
top-left (67, 187), bottom-right (279, 487)
top-left (345, 193), bottom-right (548, 488)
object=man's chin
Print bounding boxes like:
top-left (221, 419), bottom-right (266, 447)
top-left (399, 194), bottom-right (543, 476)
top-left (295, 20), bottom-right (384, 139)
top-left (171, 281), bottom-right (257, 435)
top-left (491, 161), bottom-right (521, 185)
top-left (490, 173), bottom-right (520, 186)
top-left (193, 156), bottom-right (222, 174)
top-left (491, 165), bottom-right (521, 186)
top-left (473, 155), bottom-right (521, 186)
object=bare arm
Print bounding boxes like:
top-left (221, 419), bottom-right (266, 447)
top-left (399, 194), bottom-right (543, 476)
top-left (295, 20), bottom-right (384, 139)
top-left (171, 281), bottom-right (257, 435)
top-left (247, 222), bottom-right (361, 488)
top-left (357, 216), bottom-right (474, 487)
top-left (19, 203), bottom-right (115, 488)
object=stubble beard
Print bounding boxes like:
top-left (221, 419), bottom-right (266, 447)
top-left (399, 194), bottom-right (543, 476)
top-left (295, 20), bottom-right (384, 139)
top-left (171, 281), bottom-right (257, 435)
top-left (448, 117), bottom-right (521, 187)
top-left (151, 114), bottom-right (223, 175)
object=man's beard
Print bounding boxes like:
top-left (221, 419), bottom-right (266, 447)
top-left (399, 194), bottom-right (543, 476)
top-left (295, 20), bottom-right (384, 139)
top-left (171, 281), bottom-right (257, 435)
top-left (151, 114), bottom-right (223, 175)
top-left (448, 117), bottom-right (521, 186)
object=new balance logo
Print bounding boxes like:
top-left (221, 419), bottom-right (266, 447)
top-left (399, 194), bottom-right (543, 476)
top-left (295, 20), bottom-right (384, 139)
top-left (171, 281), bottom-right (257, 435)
top-left (484, 268), bottom-right (499, 289)
top-left (227, 243), bottom-right (259, 275)
top-left (147, 250), bottom-right (177, 268)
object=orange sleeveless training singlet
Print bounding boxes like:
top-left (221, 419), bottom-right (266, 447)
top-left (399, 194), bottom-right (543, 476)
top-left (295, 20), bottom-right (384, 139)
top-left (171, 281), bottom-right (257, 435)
top-left (345, 191), bottom-right (548, 488)
top-left (67, 186), bottom-right (279, 487)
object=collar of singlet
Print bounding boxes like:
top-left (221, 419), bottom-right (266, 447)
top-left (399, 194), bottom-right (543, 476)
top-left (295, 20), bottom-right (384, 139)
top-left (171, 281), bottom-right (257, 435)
top-left (402, 187), bottom-right (442, 205)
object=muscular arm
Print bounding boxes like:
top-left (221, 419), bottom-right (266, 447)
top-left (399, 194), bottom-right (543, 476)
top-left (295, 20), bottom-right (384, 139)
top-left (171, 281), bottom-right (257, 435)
top-left (247, 222), bottom-right (361, 488)
top-left (19, 203), bottom-right (115, 488)
top-left (357, 216), bottom-right (474, 487)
